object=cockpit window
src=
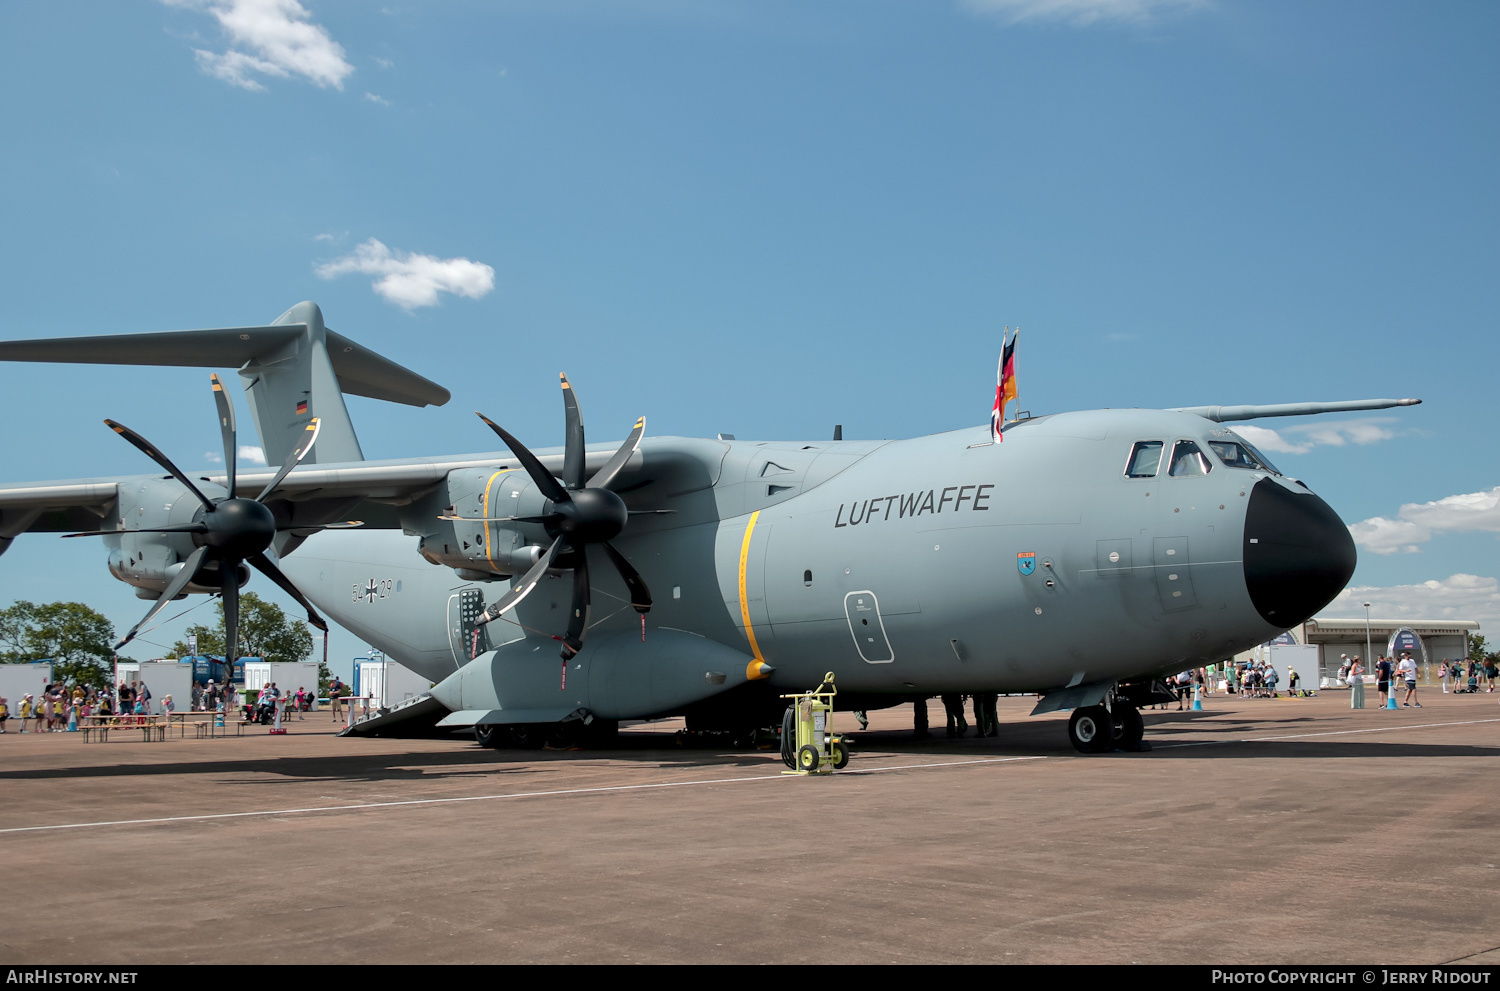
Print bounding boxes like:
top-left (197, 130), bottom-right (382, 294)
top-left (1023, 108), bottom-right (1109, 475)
top-left (1168, 440), bottom-right (1211, 477)
top-left (1125, 441), bottom-right (1163, 478)
top-left (1208, 438), bottom-right (1280, 474)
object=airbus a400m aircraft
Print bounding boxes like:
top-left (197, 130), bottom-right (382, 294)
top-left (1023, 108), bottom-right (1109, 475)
top-left (0, 302), bottom-right (1420, 752)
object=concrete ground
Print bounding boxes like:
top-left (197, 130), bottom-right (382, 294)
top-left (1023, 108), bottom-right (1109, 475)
top-left (1, 689), bottom-right (1497, 965)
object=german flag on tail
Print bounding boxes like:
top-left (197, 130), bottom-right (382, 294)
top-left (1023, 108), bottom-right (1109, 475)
top-left (990, 328), bottom-right (1018, 443)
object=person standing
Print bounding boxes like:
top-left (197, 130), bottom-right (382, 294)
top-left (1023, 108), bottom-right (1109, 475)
top-left (971, 692), bottom-right (999, 738)
top-left (1375, 656), bottom-right (1393, 708)
top-left (912, 697), bottom-right (930, 739)
top-left (941, 693), bottom-right (968, 737)
top-left (1439, 660), bottom-right (1450, 693)
top-left (1398, 654), bottom-right (1420, 707)
top-left (1348, 656), bottom-right (1365, 709)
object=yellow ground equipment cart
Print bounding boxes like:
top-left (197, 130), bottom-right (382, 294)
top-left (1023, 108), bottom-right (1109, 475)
top-left (779, 672), bottom-right (850, 774)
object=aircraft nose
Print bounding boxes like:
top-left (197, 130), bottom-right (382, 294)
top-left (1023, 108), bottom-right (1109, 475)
top-left (1242, 478), bottom-right (1356, 627)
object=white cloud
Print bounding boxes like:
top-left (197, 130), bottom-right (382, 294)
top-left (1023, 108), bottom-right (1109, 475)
top-left (314, 238), bottom-right (496, 310)
top-left (204, 445), bottom-right (265, 466)
top-left (1321, 574), bottom-right (1500, 632)
top-left (1234, 418), bottom-right (1399, 457)
top-left (959, 0), bottom-right (1208, 27)
top-left (239, 444), bottom-right (267, 465)
top-left (166, 0), bottom-right (354, 90)
top-left (364, 92), bottom-right (391, 107)
top-left (373, 56), bottom-right (393, 70)
top-left (1350, 486), bottom-right (1500, 555)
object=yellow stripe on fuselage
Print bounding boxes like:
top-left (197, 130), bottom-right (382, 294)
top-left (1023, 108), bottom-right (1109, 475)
top-left (481, 470), bottom-right (514, 572)
top-left (737, 511), bottom-right (768, 678)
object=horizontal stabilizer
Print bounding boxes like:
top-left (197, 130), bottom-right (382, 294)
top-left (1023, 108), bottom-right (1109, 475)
top-left (1171, 398), bottom-right (1421, 422)
top-left (0, 320), bottom-right (449, 408)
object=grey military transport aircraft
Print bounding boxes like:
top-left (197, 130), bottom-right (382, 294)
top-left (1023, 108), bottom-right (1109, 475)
top-left (0, 302), bottom-right (1420, 752)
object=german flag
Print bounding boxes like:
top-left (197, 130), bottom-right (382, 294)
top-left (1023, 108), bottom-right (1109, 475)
top-left (990, 329), bottom-right (1018, 443)
top-left (296, 400), bottom-right (309, 415)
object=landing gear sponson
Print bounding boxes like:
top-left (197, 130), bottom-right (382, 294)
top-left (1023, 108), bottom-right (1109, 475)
top-left (1066, 680), bottom-right (1173, 754)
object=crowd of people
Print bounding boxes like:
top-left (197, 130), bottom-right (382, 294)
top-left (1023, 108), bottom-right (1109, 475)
top-left (0, 676), bottom-right (338, 734)
top-left (0, 681), bottom-right (173, 733)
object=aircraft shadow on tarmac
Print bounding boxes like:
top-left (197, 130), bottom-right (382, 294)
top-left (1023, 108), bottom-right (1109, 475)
top-left (0, 740), bottom-right (785, 784)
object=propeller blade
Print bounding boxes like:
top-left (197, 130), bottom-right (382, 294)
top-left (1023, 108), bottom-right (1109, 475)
top-left (105, 419), bottom-right (215, 511)
top-left (63, 523), bottom-right (208, 539)
top-left (627, 509), bottom-right (676, 516)
top-left (115, 545), bottom-right (209, 650)
top-left (211, 373), bottom-right (237, 496)
top-left (587, 416), bottom-right (646, 490)
top-left (560, 552), bottom-right (591, 660)
top-left (248, 551), bottom-right (328, 631)
top-left (603, 542), bottom-right (651, 614)
top-left (254, 417), bottom-right (321, 503)
top-left (274, 520), bottom-right (364, 532)
top-left (560, 373), bottom-right (585, 490)
top-left (436, 514), bottom-right (552, 524)
top-left (222, 565), bottom-right (240, 684)
top-left (476, 534), bottom-right (566, 626)
top-left (475, 412), bottom-right (568, 503)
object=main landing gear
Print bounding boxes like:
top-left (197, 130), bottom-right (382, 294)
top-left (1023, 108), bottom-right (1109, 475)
top-left (1067, 702), bottom-right (1148, 754)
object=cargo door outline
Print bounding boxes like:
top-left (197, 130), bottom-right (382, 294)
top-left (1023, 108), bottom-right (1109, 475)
top-left (844, 590), bottom-right (895, 664)
top-left (447, 588), bottom-right (492, 669)
top-left (1153, 537), bottom-right (1198, 610)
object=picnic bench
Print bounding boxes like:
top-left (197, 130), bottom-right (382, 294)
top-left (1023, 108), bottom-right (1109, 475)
top-left (80, 715), bottom-right (166, 743)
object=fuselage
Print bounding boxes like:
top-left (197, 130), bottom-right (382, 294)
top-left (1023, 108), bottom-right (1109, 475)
top-left (282, 407), bottom-right (1354, 718)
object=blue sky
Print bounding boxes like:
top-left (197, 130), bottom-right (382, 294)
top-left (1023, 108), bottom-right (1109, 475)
top-left (2, 0), bottom-right (1496, 678)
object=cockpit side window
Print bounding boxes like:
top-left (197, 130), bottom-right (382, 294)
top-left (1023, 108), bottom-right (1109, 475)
top-left (1168, 440), bottom-right (1211, 477)
top-left (1208, 437), bottom-right (1281, 474)
top-left (1125, 441), bottom-right (1163, 478)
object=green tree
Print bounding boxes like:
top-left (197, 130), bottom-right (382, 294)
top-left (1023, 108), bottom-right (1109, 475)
top-left (1468, 634), bottom-right (1488, 665)
top-left (0, 600), bottom-right (118, 685)
top-left (168, 591), bottom-right (314, 664)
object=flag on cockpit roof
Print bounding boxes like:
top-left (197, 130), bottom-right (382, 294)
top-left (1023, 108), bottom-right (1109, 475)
top-left (990, 328), bottom-right (1018, 443)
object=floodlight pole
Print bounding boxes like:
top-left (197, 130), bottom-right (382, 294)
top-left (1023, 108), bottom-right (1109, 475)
top-left (1363, 602), bottom-right (1372, 666)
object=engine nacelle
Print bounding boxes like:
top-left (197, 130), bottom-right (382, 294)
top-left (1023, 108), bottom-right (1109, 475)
top-left (403, 466), bottom-right (552, 577)
top-left (105, 476), bottom-right (233, 594)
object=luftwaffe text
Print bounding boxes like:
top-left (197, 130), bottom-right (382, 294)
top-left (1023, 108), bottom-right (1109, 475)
top-left (834, 484), bottom-right (994, 528)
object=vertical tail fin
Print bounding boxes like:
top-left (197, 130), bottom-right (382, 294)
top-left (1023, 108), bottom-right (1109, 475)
top-left (241, 302), bottom-right (363, 466)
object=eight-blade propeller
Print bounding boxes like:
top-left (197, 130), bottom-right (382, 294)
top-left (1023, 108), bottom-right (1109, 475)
top-left (464, 373), bottom-right (651, 660)
top-left (68, 374), bottom-right (359, 676)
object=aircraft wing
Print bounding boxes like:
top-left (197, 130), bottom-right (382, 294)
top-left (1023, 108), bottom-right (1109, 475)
top-left (0, 437), bottom-right (725, 550)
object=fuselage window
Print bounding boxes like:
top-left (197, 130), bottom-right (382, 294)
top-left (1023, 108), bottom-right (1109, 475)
top-left (1168, 440), bottom-right (1211, 477)
top-left (1208, 438), bottom-right (1280, 474)
top-left (1125, 441), bottom-right (1163, 478)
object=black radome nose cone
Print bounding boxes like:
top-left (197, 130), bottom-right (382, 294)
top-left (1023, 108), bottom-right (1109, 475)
top-left (1243, 479), bottom-right (1357, 626)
